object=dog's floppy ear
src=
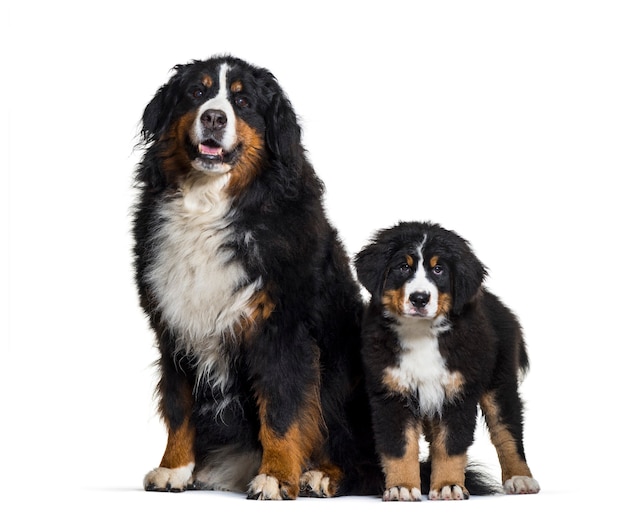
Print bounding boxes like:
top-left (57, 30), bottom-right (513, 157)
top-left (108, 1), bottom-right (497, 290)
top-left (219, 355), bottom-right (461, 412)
top-left (450, 233), bottom-right (487, 314)
top-left (354, 240), bottom-right (390, 302)
top-left (264, 75), bottom-right (303, 171)
top-left (136, 66), bottom-right (187, 191)
top-left (141, 66), bottom-right (185, 143)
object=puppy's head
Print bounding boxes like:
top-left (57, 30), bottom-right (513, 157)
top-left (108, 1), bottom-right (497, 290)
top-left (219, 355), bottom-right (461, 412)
top-left (355, 222), bottom-right (487, 318)
top-left (139, 55), bottom-right (303, 191)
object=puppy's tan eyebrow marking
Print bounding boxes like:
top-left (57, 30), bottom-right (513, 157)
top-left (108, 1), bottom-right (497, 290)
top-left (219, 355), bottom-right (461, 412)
top-left (430, 255), bottom-right (439, 268)
top-left (202, 75), bottom-right (213, 88)
top-left (230, 80), bottom-right (243, 93)
top-left (406, 255), bottom-right (414, 267)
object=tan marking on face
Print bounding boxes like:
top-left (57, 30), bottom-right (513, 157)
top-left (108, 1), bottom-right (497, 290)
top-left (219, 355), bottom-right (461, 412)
top-left (160, 110), bottom-right (197, 184)
top-left (427, 420), bottom-right (468, 495)
top-left (382, 287), bottom-right (405, 316)
top-left (256, 383), bottom-right (324, 499)
top-left (381, 421), bottom-right (421, 490)
top-left (230, 80), bottom-right (243, 93)
top-left (406, 254), bottom-right (414, 267)
top-left (430, 255), bottom-right (439, 268)
top-left (226, 119), bottom-right (265, 196)
top-left (202, 75), bottom-right (213, 88)
top-left (159, 382), bottom-right (195, 469)
top-left (480, 392), bottom-right (533, 483)
top-left (436, 292), bottom-right (453, 317)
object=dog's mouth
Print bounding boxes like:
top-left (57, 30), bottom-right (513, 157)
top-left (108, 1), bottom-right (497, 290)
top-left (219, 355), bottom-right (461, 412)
top-left (404, 305), bottom-right (434, 319)
top-left (191, 138), bottom-right (241, 172)
top-left (198, 139), bottom-right (224, 158)
top-left (406, 309), bottom-right (430, 318)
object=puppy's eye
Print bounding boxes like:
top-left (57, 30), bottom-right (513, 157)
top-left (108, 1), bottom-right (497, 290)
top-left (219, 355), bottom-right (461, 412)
top-left (432, 265), bottom-right (444, 275)
top-left (399, 263), bottom-right (411, 273)
top-left (235, 96), bottom-right (250, 108)
top-left (190, 87), bottom-right (204, 99)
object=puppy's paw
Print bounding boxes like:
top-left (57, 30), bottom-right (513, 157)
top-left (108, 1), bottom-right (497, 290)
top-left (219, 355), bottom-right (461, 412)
top-left (299, 470), bottom-right (336, 497)
top-left (144, 464), bottom-right (194, 492)
top-left (248, 473), bottom-right (297, 500)
top-left (383, 486), bottom-right (422, 501)
top-left (504, 475), bottom-right (540, 494)
top-left (429, 484), bottom-right (469, 500)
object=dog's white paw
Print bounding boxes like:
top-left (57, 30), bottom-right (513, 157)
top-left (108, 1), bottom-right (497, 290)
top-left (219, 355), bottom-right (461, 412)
top-left (504, 475), bottom-right (540, 494)
top-left (429, 484), bottom-right (469, 500)
top-left (144, 463), bottom-right (194, 492)
top-left (248, 473), bottom-right (293, 500)
top-left (383, 486), bottom-right (422, 501)
top-left (300, 470), bottom-right (333, 497)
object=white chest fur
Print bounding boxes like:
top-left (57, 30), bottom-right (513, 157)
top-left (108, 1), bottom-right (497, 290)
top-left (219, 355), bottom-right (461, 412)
top-left (384, 318), bottom-right (456, 417)
top-left (145, 178), bottom-right (261, 387)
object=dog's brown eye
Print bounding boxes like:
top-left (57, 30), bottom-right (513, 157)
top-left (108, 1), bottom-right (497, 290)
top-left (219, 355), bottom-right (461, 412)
top-left (433, 265), bottom-right (444, 275)
top-left (235, 96), bottom-right (250, 108)
top-left (191, 88), bottom-right (204, 99)
top-left (399, 263), bottom-right (411, 273)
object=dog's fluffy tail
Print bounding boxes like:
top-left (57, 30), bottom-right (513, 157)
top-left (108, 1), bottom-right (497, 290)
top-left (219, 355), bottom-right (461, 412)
top-left (340, 459), bottom-right (501, 497)
top-left (419, 459), bottom-right (502, 497)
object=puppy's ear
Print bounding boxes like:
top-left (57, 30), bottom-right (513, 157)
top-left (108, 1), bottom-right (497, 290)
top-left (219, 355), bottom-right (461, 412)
top-left (451, 236), bottom-right (487, 314)
top-left (264, 77), bottom-right (303, 170)
top-left (354, 242), bottom-right (389, 301)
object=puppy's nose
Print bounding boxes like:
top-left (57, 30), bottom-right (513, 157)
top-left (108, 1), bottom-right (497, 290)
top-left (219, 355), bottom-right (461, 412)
top-left (200, 109), bottom-right (227, 130)
top-left (409, 291), bottom-right (430, 308)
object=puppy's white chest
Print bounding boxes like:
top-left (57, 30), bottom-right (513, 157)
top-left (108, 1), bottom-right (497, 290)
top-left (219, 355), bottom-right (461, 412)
top-left (384, 320), bottom-right (457, 416)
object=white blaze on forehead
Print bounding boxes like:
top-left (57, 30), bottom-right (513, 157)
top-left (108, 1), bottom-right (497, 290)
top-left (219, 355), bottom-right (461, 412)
top-left (404, 235), bottom-right (439, 318)
top-left (193, 63), bottom-right (237, 151)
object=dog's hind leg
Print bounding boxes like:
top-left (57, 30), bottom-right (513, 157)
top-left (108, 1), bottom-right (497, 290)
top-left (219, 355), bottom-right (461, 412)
top-left (247, 397), bottom-right (323, 500)
top-left (424, 419), bottom-right (470, 500)
top-left (299, 461), bottom-right (343, 498)
top-left (480, 390), bottom-right (540, 494)
top-left (247, 346), bottom-right (325, 500)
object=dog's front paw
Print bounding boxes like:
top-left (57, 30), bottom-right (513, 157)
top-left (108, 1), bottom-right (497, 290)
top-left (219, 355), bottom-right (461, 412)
top-left (248, 473), bottom-right (297, 500)
top-left (504, 476), bottom-right (540, 494)
top-left (299, 470), bottom-right (336, 497)
top-left (383, 486), bottom-right (422, 501)
top-left (144, 464), bottom-right (194, 492)
top-left (429, 484), bottom-right (469, 500)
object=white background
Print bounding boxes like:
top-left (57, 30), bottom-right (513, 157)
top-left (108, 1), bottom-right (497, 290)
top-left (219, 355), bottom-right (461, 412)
top-left (2, 1), bottom-right (625, 513)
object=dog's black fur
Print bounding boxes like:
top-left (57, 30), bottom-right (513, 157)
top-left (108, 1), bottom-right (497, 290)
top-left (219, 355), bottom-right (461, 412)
top-left (133, 55), bottom-right (377, 499)
top-left (133, 56), bottom-right (517, 501)
top-left (354, 221), bottom-right (540, 501)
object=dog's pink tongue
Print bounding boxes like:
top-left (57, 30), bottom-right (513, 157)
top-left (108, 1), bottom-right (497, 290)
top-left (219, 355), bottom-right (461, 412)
top-left (199, 143), bottom-right (223, 156)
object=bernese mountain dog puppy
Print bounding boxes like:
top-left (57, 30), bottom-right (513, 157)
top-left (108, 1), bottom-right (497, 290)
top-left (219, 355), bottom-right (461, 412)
top-left (132, 55), bottom-right (376, 500)
top-left (354, 221), bottom-right (540, 501)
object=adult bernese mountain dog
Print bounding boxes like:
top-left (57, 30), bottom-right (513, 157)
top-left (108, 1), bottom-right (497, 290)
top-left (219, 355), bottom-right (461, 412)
top-left (354, 221), bottom-right (540, 501)
top-left (132, 55), bottom-right (377, 500)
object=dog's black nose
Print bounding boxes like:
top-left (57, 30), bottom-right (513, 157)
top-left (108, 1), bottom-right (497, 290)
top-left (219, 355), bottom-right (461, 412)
top-left (200, 109), bottom-right (227, 130)
top-left (409, 291), bottom-right (430, 308)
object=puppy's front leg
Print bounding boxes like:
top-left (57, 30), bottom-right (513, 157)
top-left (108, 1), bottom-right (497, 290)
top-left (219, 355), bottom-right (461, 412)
top-left (380, 420), bottom-right (422, 501)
